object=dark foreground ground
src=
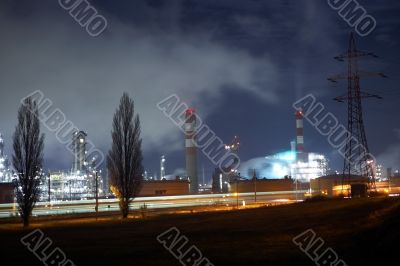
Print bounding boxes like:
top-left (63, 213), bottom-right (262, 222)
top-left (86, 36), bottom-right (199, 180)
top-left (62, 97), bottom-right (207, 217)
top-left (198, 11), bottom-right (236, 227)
top-left (0, 197), bottom-right (399, 266)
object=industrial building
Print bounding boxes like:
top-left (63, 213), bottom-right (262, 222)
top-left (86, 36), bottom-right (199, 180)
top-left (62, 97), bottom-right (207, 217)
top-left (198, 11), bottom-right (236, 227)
top-left (0, 133), bottom-right (14, 204)
top-left (387, 175), bottom-right (400, 193)
top-left (0, 133), bottom-right (12, 183)
top-left (295, 167), bottom-right (400, 198)
top-left (310, 175), bottom-right (370, 197)
top-left (45, 131), bottom-right (103, 201)
top-left (228, 177), bottom-right (303, 194)
top-left (0, 183), bottom-right (14, 203)
top-left (0, 130), bottom-right (104, 202)
top-left (47, 170), bottom-right (102, 201)
top-left (259, 151), bottom-right (328, 181)
top-left (138, 179), bottom-right (189, 196)
top-left (310, 169), bottom-right (400, 198)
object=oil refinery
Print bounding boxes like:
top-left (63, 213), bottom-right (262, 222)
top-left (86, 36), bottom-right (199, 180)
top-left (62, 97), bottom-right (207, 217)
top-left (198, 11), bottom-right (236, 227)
top-left (238, 111), bottom-right (328, 181)
top-left (0, 103), bottom-right (397, 203)
top-left (0, 105), bottom-right (397, 202)
top-left (0, 133), bottom-right (12, 183)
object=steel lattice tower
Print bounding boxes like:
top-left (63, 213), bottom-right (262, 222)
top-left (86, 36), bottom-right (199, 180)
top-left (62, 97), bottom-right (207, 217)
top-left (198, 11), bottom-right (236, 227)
top-left (329, 32), bottom-right (387, 188)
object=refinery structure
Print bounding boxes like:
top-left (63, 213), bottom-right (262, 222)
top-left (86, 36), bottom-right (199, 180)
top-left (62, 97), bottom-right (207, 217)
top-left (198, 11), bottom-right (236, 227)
top-left (46, 130), bottom-right (103, 201)
top-left (272, 111), bottom-right (328, 181)
top-left (211, 110), bottom-right (329, 193)
top-left (0, 130), bottom-right (104, 201)
top-left (0, 133), bottom-right (12, 183)
top-left (1, 106), bottom-right (331, 198)
top-left (0, 100), bottom-right (398, 203)
top-left (1, 104), bottom-right (396, 201)
top-left (238, 111), bottom-right (328, 182)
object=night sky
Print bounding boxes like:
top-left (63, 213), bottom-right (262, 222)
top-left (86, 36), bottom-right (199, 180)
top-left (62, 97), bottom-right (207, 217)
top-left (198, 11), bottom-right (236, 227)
top-left (0, 0), bottom-right (399, 181)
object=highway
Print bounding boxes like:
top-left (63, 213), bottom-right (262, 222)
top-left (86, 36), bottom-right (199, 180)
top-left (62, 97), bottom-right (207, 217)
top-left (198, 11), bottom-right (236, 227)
top-left (0, 190), bottom-right (307, 219)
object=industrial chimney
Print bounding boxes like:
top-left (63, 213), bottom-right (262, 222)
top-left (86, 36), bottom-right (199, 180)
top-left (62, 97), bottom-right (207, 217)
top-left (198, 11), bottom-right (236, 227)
top-left (295, 111), bottom-right (308, 162)
top-left (72, 131), bottom-right (87, 174)
top-left (185, 108), bottom-right (198, 193)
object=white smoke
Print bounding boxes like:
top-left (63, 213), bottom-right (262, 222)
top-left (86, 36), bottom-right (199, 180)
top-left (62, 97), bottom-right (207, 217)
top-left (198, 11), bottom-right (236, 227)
top-left (0, 3), bottom-right (280, 170)
top-left (377, 129), bottom-right (400, 169)
top-left (164, 168), bottom-right (186, 180)
top-left (238, 156), bottom-right (291, 179)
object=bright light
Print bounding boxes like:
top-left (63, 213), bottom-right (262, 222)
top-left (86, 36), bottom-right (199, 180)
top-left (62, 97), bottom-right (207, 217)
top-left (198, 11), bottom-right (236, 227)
top-left (273, 163), bottom-right (288, 177)
top-left (272, 199), bottom-right (290, 202)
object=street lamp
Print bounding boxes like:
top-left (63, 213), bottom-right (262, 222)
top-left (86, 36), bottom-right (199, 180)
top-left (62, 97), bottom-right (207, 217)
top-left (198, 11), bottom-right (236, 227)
top-left (48, 171), bottom-right (51, 204)
top-left (95, 170), bottom-right (99, 218)
top-left (235, 172), bottom-right (240, 209)
top-left (253, 169), bottom-right (257, 203)
top-left (69, 180), bottom-right (72, 201)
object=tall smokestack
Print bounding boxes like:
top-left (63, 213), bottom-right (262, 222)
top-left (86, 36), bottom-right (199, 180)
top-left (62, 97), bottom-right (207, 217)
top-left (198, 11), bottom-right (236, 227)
top-left (295, 111), bottom-right (307, 162)
top-left (185, 108), bottom-right (198, 193)
top-left (72, 131), bottom-right (87, 173)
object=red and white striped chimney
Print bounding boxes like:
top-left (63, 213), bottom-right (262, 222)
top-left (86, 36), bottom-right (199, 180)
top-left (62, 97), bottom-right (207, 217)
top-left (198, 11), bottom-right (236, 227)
top-left (295, 110), bottom-right (306, 162)
top-left (295, 111), bottom-right (304, 152)
top-left (185, 108), bottom-right (198, 193)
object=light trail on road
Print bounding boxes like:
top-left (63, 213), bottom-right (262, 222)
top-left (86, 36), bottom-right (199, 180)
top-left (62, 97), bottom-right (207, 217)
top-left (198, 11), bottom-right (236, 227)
top-left (0, 190), bottom-right (307, 218)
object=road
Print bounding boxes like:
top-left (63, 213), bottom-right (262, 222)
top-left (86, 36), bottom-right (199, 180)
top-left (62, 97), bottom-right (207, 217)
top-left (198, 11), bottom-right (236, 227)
top-left (0, 190), bottom-right (307, 219)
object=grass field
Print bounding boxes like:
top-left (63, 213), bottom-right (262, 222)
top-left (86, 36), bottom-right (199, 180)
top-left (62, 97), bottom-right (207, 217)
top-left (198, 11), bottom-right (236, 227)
top-left (0, 197), bottom-right (399, 266)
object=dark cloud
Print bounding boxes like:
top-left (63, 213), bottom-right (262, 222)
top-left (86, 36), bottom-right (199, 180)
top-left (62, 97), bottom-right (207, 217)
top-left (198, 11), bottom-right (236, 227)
top-left (0, 0), bottom-right (399, 177)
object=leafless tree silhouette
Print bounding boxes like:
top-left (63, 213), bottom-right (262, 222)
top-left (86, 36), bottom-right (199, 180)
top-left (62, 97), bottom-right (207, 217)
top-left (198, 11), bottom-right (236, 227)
top-left (13, 97), bottom-right (44, 227)
top-left (108, 93), bottom-right (144, 218)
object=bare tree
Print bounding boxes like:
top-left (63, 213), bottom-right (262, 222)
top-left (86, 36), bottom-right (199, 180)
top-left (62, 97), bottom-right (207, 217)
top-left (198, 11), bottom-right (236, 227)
top-left (108, 93), bottom-right (144, 218)
top-left (13, 97), bottom-right (44, 227)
